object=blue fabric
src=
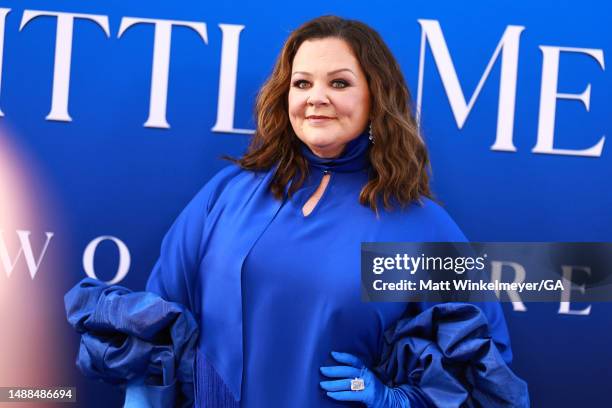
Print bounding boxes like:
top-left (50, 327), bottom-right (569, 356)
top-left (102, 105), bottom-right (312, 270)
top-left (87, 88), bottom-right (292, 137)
top-left (374, 303), bottom-right (530, 407)
top-left (124, 379), bottom-right (151, 407)
top-left (195, 350), bottom-right (240, 408)
top-left (300, 129), bottom-right (370, 173)
top-left (64, 278), bottom-right (198, 408)
top-left (143, 130), bottom-right (526, 406)
top-left (124, 378), bottom-right (178, 408)
top-left (64, 130), bottom-right (527, 406)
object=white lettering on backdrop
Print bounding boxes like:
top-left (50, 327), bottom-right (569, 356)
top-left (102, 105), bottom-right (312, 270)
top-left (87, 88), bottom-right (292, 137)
top-left (0, 8), bottom-right (603, 155)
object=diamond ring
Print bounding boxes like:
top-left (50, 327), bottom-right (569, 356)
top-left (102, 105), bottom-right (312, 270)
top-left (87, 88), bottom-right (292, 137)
top-left (350, 377), bottom-right (365, 391)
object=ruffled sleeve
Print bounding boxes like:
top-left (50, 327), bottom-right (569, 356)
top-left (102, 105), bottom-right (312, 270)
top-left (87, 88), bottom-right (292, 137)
top-left (64, 278), bottom-right (199, 407)
top-left (66, 166), bottom-right (243, 407)
top-left (373, 303), bottom-right (529, 407)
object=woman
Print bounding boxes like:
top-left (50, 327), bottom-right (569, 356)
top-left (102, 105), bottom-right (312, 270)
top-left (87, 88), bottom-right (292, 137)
top-left (67, 15), bottom-right (528, 407)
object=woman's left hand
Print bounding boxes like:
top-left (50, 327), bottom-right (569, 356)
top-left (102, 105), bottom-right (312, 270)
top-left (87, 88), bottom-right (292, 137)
top-left (320, 351), bottom-right (410, 408)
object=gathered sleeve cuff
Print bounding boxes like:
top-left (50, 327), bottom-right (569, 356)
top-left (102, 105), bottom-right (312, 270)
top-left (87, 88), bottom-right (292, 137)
top-left (373, 303), bottom-right (529, 408)
top-left (65, 278), bottom-right (199, 408)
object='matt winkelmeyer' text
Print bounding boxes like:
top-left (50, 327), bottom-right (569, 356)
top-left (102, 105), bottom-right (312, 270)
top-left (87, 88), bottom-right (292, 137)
top-left (372, 279), bottom-right (565, 292)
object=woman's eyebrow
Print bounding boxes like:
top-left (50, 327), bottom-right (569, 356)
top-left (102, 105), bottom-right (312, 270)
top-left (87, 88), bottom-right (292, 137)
top-left (291, 68), bottom-right (357, 77)
top-left (328, 68), bottom-right (356, 77)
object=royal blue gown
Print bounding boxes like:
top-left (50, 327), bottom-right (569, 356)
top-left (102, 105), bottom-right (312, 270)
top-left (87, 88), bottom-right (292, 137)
top-left (144, 132), bottom-right (518, 407)
top-left (67, 131), bottom-right (528, 407)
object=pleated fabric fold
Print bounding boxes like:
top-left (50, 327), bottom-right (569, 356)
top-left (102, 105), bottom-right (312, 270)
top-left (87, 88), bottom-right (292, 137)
top-left (65, 278), bottom-right (199, 407)
top-left (195, 350), bottom-right (240, 408)
top-left (374, 303), bottom-right (530, 408)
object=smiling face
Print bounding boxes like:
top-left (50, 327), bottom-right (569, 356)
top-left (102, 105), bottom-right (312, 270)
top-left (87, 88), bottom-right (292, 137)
top-left (288, 37), bottom-right (371, 158)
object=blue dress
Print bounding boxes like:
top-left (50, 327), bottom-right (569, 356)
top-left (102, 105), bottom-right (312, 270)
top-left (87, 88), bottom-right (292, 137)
top-left (66, 131), bottom-right (528, 407)
top-left (144, 132), bottom-right (518, 407)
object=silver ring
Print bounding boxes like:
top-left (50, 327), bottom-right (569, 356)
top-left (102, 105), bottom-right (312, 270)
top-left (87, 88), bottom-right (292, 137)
top-left (350, 377), bottom-right (365, 391)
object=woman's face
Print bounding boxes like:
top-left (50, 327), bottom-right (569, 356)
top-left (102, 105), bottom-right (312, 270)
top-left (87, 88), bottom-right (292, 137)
top-left (288, 37), bottom-right (371, 158)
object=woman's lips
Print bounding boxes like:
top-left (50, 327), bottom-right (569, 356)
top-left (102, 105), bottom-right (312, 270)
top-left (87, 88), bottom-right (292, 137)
top-left (306, 116), bottom-right (335, 124)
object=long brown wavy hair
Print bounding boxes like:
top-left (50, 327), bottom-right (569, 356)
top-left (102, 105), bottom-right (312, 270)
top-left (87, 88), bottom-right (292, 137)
top-left (231, 15), bottom-right (432, 212)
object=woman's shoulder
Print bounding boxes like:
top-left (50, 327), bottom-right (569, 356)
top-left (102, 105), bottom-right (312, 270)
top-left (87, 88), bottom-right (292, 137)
top-left (203, 163), bottom-right (246, 191)
top-left (207, 163), bottom-right (270, 185)
top-left (398, 197), bottom-right (468, 242)
top-left (410, 197), bottom-right (454, 219)
top-left (190, 164), bottom-right (268, 212)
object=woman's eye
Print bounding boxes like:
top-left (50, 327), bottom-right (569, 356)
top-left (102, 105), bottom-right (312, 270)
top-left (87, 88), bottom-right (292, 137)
top-left (292, 79), bottom-right (349, 89)
top-left (292, 80), bottom-right (310, 89)
top-left (331, 79), bottom-right (349, 88)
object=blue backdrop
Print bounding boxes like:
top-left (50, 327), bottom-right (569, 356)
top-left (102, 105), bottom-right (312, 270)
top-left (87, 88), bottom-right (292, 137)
top-left (0, 0), bottom-right (610, 406)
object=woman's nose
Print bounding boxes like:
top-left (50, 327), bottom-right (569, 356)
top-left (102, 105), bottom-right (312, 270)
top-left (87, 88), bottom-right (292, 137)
top-left (307, 84), bottom-right (330, 106)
